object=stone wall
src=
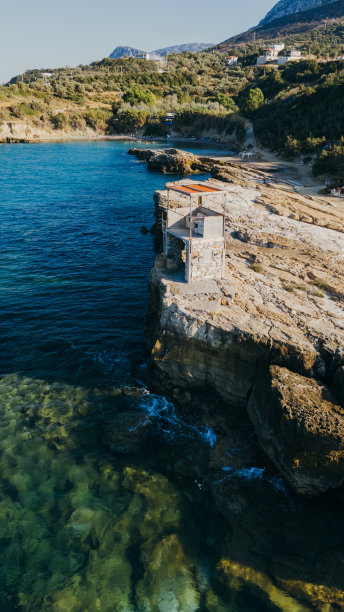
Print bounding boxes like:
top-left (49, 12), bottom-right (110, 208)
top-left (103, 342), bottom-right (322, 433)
top-left (191, 239), bottom-right (224, 281)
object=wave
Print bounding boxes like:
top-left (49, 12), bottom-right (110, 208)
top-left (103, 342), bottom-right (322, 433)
top-left (137, 389), bottom-right (217, 448)
top-left (222, 466), bottom-right (266, 480)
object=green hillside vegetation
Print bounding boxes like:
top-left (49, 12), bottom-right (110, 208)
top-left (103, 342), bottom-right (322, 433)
top-left (2, 35), bottom-right (344, 183)
top-left (0, 54), bottom-right (247, 141)
top-left (239, 59), bottom-right (344, 182)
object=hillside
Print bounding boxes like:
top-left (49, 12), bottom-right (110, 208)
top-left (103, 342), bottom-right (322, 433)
top-left (0, 53), bottom-right (245, 144)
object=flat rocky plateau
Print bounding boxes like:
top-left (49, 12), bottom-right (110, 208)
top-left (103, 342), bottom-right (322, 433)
top-left (142, 148), bottom-right (344, 497)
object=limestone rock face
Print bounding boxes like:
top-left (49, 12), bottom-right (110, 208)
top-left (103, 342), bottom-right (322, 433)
top-left (147, 269), bottom-right (317, 410)
top-left (248, 366), bottom-right (344, 495)
top-left (0, 120), bottom-right (99, 143)
top-left (259, 0), bottom-right (330, 25)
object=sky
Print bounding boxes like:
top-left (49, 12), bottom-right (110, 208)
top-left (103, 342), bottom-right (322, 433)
top-left (0, 0), bottom-right (274, 83)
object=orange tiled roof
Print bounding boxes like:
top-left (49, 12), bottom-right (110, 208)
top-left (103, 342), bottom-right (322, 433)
top-left (168, 184), bottom-right (223, 195)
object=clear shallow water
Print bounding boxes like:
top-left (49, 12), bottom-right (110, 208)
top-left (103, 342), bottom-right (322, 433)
top-left (0, 141), bottom-right (287, 611)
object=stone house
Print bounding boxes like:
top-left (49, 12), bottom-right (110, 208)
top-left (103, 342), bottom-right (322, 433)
top-left (162, 183), bottom-right (226, 283)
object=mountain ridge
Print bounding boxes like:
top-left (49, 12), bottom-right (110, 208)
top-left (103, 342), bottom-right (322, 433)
top-left (152, 43), bottom-right (213, 55)
top-left (109, 46), bottom-right (145, 59)
top-left (260, 0), bottom-right (331, 24)
top-left (109, 43), bottom-right (212, 59)
top-left (217, 0), bottom-right (344, 47)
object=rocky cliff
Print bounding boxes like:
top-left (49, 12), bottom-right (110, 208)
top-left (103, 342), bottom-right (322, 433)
top-left (143, 149), bottom-right (344, 497)
top-left (259, 0), bottom-right (331, 24)
top-left (0, 117), bottom-right (106, 143)
top-left (219, 0), bottom-right (344, 47)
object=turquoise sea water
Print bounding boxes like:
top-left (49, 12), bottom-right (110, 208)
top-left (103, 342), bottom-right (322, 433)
top-left (0, 140), bottom-right (311, 611)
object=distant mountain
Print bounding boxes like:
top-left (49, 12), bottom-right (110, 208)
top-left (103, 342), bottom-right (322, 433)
top-left (109, 43), bottom-right (213, 60)
top-left (217, 0), bottom-right (344, 47)
top-left (260, 0), bottom-right (331, 24)
top-left (109, 46), bottom-right (145, 59)
top-left (151, 43), bottom-right (213, 55)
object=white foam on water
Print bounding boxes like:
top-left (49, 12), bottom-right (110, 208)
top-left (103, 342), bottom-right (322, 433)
top-left (201, 427), bottom-right (217, 448)
top-left (136, 389), bottom-right (217, 447)
top-left (267, 476), bottom-right (288, 496)
top-left (216, 465), bottom-right (294, 505)
top-left (236, 467), bottom-right (265, 480)
top-left (221, 466), bottom-right (265, 480)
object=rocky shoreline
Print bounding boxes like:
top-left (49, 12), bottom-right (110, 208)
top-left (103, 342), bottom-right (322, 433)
top-left (136, 147), bottom-right (344, 498)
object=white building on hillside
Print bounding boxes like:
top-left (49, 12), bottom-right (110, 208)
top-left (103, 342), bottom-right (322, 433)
top-left (257, 45), bottom-right (302, 66)
top-left (136, 52), bottom-right (151, 60)
top-left (256, 48), bottom-right (279, 65)
top-left (226, 56), bottom-right (238, 66)
top-left (270, 43), bottom-right (285, 52)
top-left (277, 49), bottom-right (302, 65)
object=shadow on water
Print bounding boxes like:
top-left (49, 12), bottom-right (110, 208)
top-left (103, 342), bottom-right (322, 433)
top-left (0, 141), bottom-right (344, 610)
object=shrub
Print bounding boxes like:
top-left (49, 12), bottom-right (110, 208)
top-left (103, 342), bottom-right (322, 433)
top-left (51, 113), bottom-right (68, 130)
top-left (83, 108), bottom-right (112, 131)
top-left (313, 138), bottom-right (344, 183)
top-left (70, 115), bottom-right (87, 131)
top-left (10, 102), bottom-right (45, 119)
top-left (249, 263), bottom-right (263, 273)
top-left (143, 121), bottom-right (169, 137)
top-left (110, 109), bottom-right (150, 133)
top-left (216, 94), bottom-right (239, 112)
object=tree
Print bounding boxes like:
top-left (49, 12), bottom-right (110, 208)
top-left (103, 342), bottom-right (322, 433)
top-left (216, 94), bottom-right (239, 112)
top-left (239, 88), bottom-right (265, 115)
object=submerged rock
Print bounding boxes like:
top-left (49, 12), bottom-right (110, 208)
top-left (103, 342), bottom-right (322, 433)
top-left (137, 534), bottom-right (200, 612)
top-left (248, 365), bottom-right (344, 496)
top-left (105, 411), bottom-right (154, 454)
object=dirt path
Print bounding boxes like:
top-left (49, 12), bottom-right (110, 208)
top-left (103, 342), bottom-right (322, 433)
top-left (212, 147), bottom-right (344, 212)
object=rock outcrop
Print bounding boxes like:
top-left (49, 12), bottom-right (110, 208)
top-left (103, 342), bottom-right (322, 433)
top-left (248, 366), bottom-right (344, 495)
top-left (128, 147), bottom-right (215, 174)
top-left (259, 0), bottom-right (330, 25)
top-left (0, 120), bottom-right (100, 143)
top-left (145, 149), bottom-right (344, 497)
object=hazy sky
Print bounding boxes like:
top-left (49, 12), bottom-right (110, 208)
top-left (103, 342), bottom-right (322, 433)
top-left (0, 0), bottom-right (274, 83)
